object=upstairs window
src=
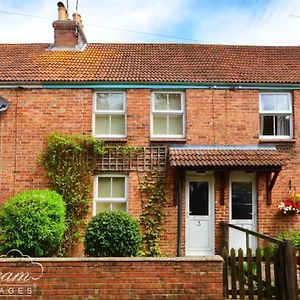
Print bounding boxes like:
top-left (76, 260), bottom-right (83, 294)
top-left (151, 92), bottom-right (185, 138)
top-left (259, 93), bottom-right (292, 139)
top-left (94, 175), bottom-right (128, 214)
top-left (93, 92), bottom-right (126, 138)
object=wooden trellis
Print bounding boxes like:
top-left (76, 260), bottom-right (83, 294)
top-left (94, 146), bottom-right (168, 172)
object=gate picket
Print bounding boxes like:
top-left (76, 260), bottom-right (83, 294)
top-left (274, 246), bottom-right (284, 299)
top-left (230, 248), bottom-right (237, 298)
top-left (255, 249), bottom-right (263, 300)
top-left (238, 248), bottom-right (245, 298)
top-left (247, 248), bottom-right (254, 299)
top-left (222, 247), bottom-right (229, 298)
top-left (264, 247), bottom-right (272, 299)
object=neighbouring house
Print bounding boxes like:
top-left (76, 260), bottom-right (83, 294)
top-left (0, 2), bottom-right (299, 257)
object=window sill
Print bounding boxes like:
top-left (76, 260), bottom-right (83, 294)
top-left (259, 138), bottom-right (296, 143)
top-left (150, 138), bottom-right (186, 142)
top-left (96, 138), bottom-right (127, 142)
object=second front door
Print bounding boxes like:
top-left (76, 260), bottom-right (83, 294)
top-left (229, 172), bottom-right (257, 251)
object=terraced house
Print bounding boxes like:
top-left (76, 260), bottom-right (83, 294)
top-left (0, 2), bottom-right (299, 256)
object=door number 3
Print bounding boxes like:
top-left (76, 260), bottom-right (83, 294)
top-left (197, 221), bottom-right (201, 227)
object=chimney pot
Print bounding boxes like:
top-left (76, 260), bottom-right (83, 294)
top-left (57, 2), bottom-right (68, 21)
top-left (72, 13), bottom-right (83, 29)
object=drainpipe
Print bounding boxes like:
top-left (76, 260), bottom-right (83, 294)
top-left (177, 173), bottom-right (183, 257)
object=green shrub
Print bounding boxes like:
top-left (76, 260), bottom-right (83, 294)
top-left (277, 231), bottom-right (300, 249)
top-left (0, 190), bottom-right (66, 257)
top-left (84, 211), bottom-right (142, 257)
top-left (264, 231), bottom-right (300, 256)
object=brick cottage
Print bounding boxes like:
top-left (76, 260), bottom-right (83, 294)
top-left (0, 2), bottom-right (299, 257)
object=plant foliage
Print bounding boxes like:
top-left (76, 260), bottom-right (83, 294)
top-left (277, 231), bottom-right (300, 249)
top-left (0, 190), bottom-right (65, 257)
top-left (261, 231), bottom-right (300, 256)
top-left (39, 133), bottom-right (105, 255)
top-left (84, 211), bottom-right (142, 257)
top-left (40, 133), bottom-right (154, 255)
top-left (139, 172), bottom-right (167, 256)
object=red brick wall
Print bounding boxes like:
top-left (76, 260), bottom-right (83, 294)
top-left (127, 89), bottom-right (151, 146)
top-left (0, 88), bottom-right (92, 202)
top-left (186, 89), bottom-right (259, 144)
top-left (0, 257), bottom-right (223, 300)
top-left (0, 87), bottom-right (299, 256)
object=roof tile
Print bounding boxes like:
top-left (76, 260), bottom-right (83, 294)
top-left (1, 43), bottom-right (300, 83)
top-left (169, 148), bottom-right (285, 168)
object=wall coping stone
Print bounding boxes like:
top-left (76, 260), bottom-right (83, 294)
top-left (0, 255), bottom-right (223, 263)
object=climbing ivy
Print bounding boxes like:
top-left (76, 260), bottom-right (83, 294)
top-left (40, 132), bottom-right (164, 257)
top-left (139, 172), bottom-right (167, 257)
top-left (40, 133), bottom-right (105, 255)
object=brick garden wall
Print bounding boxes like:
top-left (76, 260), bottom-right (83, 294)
top-left (0, 257), bottom-right (223, 300)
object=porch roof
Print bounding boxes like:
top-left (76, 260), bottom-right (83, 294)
top-left (169, 145), bottom-right (285, 169)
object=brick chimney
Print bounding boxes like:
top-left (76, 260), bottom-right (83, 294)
top-left (52, 2), bottom-right (87, 49)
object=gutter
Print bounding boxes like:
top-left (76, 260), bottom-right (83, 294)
top-left (41, 82), bottom-right (300, 90)
top-left (1, 82), bottom-right (300, 90)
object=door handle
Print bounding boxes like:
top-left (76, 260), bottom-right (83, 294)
top-left (197, 221), bottom-right (201, 227)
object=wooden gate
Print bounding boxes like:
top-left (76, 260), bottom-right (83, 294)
top-left (221, 222), bottom-right (299, 299)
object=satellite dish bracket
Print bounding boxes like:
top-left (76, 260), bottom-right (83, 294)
top-left (0, 96), bottom-right (9, 112)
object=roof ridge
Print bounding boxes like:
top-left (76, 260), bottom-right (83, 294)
top-left (0, 42), bottom-right (300, 48)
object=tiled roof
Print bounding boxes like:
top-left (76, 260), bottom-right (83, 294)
top-left (1, 43), bottom-right (300, 84)
top-left (169, 146), bottom-right (284, 168)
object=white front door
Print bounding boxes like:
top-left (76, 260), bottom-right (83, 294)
top-left (186, 175), bottom-right (214, 256)
top-left (229, 172), bottom-right (257, 251)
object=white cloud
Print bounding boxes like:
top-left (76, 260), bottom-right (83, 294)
top-left (193, 0), bottom-right (300, 45)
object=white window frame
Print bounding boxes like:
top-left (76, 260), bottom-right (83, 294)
top-left (151, 91), bottom-right (185, 139)
top-left (259, 92), bottom-right (293, 139)
top-left (93, 91), bottom-right (127, 138)
top-left (93, 174), bottom-right (128, 215)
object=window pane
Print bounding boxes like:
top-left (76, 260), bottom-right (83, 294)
top-left (96, 93), bottom-right (110, 110)
top-left (189, 182), bottom-right (209, 216)
top-left (169, 115), bottom-right (183, 135)
top-left (275, 94), bottom-right (290, 111)
top-left (112, 177), bottom-right (125, 198)
top-left (276, 115), bottom-right (290, 135)
top-left (111, 115), bottom-right (125, 135)
top-left (169, 94), bottom-right (182, 110)
top-left (153, 115), bottom-right (168, 135)
top-left (110, 93), bottom-right (124, 111)
top-left (95, 115), bottom-right (110, 135)
top-left (232, 182), bottom-right (252, 220)
top-left (98, 177), bottom-right (111, 198)
top-left (260, 94), bottom-right (274, 111)
top-left (112, 202), bottom-right (127, 211)
top-left (154, 93), bottom-right (168, 110)
top-left (96, 202), bottom-right (111, 213)
top-left (261, 115), bottom-right (274, 135)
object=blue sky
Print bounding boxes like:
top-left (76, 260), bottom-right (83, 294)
top-left (0, 0), bottom-right (300, 45)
